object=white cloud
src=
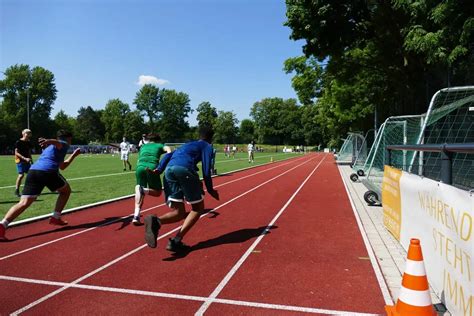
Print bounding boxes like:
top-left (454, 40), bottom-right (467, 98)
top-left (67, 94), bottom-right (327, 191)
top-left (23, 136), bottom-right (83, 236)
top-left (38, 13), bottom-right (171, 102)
top-left (136, 75), bottom-right (170, 86)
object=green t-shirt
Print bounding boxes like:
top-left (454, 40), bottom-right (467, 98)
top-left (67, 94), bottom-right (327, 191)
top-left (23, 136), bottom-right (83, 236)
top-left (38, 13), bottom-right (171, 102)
top-left (137, 142), bottom-right (165, 169)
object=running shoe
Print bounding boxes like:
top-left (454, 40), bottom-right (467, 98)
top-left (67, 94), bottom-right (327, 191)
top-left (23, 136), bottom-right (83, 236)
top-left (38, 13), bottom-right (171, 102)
top-left (166, 237), bottom-right (191, 253)
top-left (49, 217), bottom-right (68, 226)
top-left (132, 215), bottom-right (141, 226)
top-left (144, 215), bottom-right (161, 248)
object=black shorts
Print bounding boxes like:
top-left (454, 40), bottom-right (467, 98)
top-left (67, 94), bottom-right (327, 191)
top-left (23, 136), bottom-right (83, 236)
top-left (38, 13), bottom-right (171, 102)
top-left (22, 170), bottom-right (67, 197)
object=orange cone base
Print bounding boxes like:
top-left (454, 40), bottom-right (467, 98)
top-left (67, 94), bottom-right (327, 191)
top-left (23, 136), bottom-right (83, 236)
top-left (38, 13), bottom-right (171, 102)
top-left (385, 301), bottom-right (436, 316)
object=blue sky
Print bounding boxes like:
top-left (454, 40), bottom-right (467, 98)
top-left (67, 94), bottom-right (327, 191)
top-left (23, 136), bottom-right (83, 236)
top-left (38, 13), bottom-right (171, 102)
top-left (1, 0), bottom-right (304, 125)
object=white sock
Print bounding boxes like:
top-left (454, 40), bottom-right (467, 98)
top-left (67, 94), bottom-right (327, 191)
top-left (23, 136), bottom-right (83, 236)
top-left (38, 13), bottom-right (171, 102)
top-left (52, 211), bottom-right (61, 219)
top-left (1, 219), bottom-right (10, 228)
top-left (134, 208), bottom-right (140, 218)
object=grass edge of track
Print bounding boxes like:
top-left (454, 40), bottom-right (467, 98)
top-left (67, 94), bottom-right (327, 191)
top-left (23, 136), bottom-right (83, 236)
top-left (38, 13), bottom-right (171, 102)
top-left (10, 154), bottom-right (307, 227)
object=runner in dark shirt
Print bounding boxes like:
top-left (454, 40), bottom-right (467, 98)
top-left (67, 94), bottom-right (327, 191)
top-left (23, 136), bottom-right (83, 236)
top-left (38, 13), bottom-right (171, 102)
top-left (14, 129), bottom-right (33, 197)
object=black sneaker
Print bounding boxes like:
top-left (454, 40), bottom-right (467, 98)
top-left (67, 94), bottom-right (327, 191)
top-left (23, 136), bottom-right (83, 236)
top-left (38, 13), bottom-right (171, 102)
top-left (14, 189), bottom-right (20, 197)
top-left (144, 215), bottom-right (161, 248)
top-left (166, 238), bottom-right (191, 253)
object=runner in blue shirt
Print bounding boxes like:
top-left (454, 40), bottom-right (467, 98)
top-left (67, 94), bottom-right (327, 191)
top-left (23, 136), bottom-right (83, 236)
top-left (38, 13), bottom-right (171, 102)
top-left (0, 130), bottom-right (81, 241)
top-left (144, 126), bottom-right (219, 252)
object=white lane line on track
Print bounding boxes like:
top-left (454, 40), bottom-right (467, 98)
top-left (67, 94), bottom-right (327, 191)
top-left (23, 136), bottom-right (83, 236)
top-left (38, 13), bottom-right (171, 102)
top-left (0, 275), bottom-right (378, 316)
top-left (9, 155), bottom-right (305, 227)
top-left (1, 156), bottom-right (308, 261)
top-left (11, 155), bottom-right (318, 315)
top-left (336, 166), bottom-right (393, 305)
top-left (195, 155), bottom-right (327, 315)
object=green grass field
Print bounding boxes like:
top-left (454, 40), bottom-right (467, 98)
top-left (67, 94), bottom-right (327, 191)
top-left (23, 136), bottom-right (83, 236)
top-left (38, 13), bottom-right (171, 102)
top-left (0, 151), bottom-right (301, 221)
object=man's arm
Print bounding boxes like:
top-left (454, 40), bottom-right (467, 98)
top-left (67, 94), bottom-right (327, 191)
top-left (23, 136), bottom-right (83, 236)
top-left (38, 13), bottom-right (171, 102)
top-left (147, 152), bottom-right (173, 174)
top-left (38, 138), bottom-right (64, 150)
top-left (60, 148), bottom-right (81, 170)
top-left (14, 148), bottom-right (31, 163)
top-left (202, 145), bottom-right (219, 200)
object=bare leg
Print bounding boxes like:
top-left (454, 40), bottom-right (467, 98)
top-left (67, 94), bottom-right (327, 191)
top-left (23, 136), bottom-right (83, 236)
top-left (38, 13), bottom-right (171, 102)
top-left (134, 188), bottom-right (162, 213)
top-left (175, 200), bottom-right (205, 239)
top-left (15, 174), bottom-right (25, 190)
top-left (158, 201), bottom-right (187, 224)
top-left (3, 196), bottom-right (36, 223)
top-left (54, 184), bottom-right (71, 213)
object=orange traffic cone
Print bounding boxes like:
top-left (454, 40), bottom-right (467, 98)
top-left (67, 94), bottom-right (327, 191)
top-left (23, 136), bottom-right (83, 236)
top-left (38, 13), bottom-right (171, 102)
top-left (385, 239), bottom-right (436, 316)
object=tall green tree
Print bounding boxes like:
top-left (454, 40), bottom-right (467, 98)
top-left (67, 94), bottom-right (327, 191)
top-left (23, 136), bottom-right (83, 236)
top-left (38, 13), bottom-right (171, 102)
top-left (283, 56), bottom-right (323, 106)
top-left (196, 101), bottom-right (218, 128)
top-left (133, 84), bottom-right (160, 131)
top-left (75, 106), bottom-right (105, 144)
top-left (0, 64), bottom-right (57, 141)
top-left (54, 110), bottom-right (75, 133)
top-left (101, 98), bottom-right (131, 142)
top-left (124, 110), bottom-right (146, 143)
top-left (284, 0), bottom-right (474, 146)
top-left (157, 89), bottom-right (191, 142)
top-left (239, 119), bottom-right (255, 143)
top-left (214, 111), bottom-right (239, 144)
top-left (250, 98), bottom-right (301, 145)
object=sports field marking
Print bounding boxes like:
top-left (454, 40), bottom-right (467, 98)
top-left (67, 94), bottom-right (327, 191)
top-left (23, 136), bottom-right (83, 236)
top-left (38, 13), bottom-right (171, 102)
top-left (0, 275), bottom-right (378, 316)
top-left (11, 155), bottom-right (318, 315)
top-left (0, 171), bottom-right (135, 190)
top-left (336, 166), bottom-right (393, 305)
top-left (196, 156), bottom-right (327, 315)
top-left (0, 156), bottom-right (307, 261)
top-left (0, 154), bottom-right (297, 189)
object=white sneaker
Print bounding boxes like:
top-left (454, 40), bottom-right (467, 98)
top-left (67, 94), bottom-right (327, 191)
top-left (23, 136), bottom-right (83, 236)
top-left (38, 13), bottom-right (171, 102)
top-left (132, 216), bottom-right (141, 226)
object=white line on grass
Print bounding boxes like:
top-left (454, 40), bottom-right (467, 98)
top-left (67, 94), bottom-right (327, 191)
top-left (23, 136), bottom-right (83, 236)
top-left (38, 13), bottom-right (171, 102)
top-left (0, 275), bottom-right (378, 316)
top-left (0, 154), bottom-right (297, 190)
top-left (195, 155), bottom-right (327, 315)
top-left (1, 156), bottom-right (308, 261)
top-left (336, 165), bottom-right (393, 305)
top-left (11, 155), bottom-right (318, 315)
top-left (0, 171), bottom-right (135, 190)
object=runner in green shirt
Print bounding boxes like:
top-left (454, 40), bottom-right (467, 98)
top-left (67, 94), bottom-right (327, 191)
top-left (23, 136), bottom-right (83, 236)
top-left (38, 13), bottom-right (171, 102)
top-left (133, 133), bottom-right (171, 225)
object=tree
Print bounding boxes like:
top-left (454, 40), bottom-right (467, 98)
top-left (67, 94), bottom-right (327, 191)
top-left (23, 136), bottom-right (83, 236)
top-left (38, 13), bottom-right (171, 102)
top-left (250, 98), bottom-right (301, 145)
top-left (156, 89), bottom-right (191, 142)
top-left (214, 111), bottom-right (239, 144)
top-left (239, 119), bottom-right (255, 143)
top-left (124, 110), bottom-right (146, 143)
top-left (196, 101), bottom-right (218, 128)
top-left (0, 64), bottom-right (57, 141)
top-left (54, 110), bottom-right (75, 133)
top-left (284, 0), bottom-right (474, 145)
top-left (133, 84), bottom-right (160, 131)
top-left (101, 98), bottom-right (131, 142)
top-left (283, 56), bottom-right (323, 106)
top-left (75, 106), bottom-right (105, 144)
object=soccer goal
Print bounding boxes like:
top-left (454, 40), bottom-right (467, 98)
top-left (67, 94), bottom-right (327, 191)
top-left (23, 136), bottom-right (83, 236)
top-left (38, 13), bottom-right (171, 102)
top-left (360, 85), bottom-right (474, 205)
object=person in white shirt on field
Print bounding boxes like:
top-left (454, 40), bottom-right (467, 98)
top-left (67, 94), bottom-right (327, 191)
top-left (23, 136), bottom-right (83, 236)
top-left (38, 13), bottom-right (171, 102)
top-left (120, 137), bottom-right (132, 171)
top-left (247, 141), bottom-right (255, 163)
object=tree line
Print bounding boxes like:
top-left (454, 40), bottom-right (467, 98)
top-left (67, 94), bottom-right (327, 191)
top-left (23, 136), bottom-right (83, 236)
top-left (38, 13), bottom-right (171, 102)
top-left (284, 0), bottom-right (473, 147)
top-left (0, 64), bottom-right (319, 152)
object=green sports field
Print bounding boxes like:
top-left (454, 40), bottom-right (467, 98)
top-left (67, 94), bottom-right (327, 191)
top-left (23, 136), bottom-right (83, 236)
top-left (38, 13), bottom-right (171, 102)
top-left (0, 151), bottom-right (301, 221)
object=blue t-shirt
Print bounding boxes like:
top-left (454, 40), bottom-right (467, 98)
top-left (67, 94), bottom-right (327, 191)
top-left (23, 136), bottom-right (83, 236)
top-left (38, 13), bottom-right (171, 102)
top-left (30, 141), bottom-right (69, 172)
top-left (166, 140), bottom-right (214, 191)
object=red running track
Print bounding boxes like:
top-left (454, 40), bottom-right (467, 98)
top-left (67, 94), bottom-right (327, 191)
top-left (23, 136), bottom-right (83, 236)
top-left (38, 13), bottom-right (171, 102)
top-left (0, 153), bottom-right (388, 315)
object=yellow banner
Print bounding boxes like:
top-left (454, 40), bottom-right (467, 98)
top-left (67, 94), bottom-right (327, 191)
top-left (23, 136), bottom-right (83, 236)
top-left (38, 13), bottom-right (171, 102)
top-left (382, 165), bottom-right (402, 240)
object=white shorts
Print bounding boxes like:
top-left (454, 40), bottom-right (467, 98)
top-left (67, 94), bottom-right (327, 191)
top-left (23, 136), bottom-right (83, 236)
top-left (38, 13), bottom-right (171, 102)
top-left (121, 152), bottom-right (129, 160)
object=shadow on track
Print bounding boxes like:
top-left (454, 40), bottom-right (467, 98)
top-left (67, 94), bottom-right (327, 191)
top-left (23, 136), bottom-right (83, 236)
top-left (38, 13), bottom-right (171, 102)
top-left (163, 225), bottom-right (278, 261)
top-left (4, 216), bottom-right (129, 242)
